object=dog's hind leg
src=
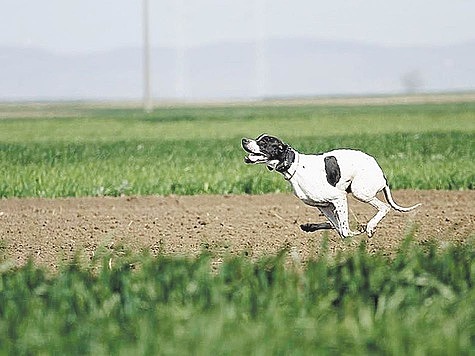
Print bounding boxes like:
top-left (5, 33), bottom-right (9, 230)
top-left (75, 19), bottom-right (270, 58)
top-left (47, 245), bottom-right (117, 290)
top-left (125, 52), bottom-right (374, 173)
top-left (364, 197), bottom-right (390, 237)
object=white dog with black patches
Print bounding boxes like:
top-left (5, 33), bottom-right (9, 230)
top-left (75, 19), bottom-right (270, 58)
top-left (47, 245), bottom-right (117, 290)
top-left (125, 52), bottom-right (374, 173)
top-left (242, 134), bottom-right (420, 238)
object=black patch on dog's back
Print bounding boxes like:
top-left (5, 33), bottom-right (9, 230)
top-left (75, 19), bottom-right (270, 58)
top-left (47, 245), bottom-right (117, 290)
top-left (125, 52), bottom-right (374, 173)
top-left (324, 156), bottom-right (341, 187)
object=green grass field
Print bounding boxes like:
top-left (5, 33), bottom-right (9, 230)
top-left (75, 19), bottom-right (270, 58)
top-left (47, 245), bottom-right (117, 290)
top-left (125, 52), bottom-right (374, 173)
top-left (0, 102), bottom-right (474, 197)
top-left (1, 100), bottom-right (474, 354)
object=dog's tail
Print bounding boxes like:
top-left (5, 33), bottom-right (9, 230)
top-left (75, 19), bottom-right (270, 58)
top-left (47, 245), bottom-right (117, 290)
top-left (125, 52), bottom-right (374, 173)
top-left (383, 185), bottom-right (421, 212)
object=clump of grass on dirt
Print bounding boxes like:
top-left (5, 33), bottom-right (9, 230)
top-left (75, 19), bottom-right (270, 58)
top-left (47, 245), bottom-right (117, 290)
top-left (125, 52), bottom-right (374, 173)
top-left (0, 238), bottom-right (473, 354)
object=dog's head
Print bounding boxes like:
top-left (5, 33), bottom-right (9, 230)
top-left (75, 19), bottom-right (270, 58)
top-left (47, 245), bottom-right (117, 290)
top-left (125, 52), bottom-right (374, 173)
top-left (241, 134), bottom-right (293, 171)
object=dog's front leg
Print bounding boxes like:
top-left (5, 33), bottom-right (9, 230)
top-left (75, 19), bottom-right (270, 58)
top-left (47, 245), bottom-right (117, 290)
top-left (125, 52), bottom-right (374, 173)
top-left (317, 204), bottom-right (339, 230)
top-left (300, 222), bottom-right (334, 232)
top-left (332, 197), bottom-right (362, 238)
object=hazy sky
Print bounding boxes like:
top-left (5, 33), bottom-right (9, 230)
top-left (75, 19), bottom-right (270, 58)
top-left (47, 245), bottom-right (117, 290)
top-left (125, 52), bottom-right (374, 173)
top-left (1, 0), bottom-right (474, 54)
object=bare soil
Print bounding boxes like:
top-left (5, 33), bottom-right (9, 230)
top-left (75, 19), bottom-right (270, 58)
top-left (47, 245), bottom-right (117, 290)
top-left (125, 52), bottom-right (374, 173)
top-left (0, 190), bottom-right (474, 269)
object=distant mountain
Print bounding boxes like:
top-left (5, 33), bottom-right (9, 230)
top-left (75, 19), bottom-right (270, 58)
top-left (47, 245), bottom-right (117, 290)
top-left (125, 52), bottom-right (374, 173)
top-left (1, 38), bottom-right (474, 101)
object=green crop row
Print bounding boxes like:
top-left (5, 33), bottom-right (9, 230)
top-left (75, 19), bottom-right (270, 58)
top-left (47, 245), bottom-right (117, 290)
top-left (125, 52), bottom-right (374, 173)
top-left (0, 238), bottom-right (473, 354)
top-left (0, 131), bottom-right (473, 197)
top-left (2, 102), bottom-right (474, 144)
top-left (0, 102), bottom-right (473, 197)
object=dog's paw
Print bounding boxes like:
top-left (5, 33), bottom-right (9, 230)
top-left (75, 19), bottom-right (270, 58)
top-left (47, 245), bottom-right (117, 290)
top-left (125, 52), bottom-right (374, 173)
top-left (356, 223), bottom-right (367, 233)
top-left (353, 223), bottom-right (368, 236)
top-left (300, 223), bottom-right (316, 232)
top-left (366, 224), bottom-right (376, 237)
top-left (300, 222), bottom-right (333, 232)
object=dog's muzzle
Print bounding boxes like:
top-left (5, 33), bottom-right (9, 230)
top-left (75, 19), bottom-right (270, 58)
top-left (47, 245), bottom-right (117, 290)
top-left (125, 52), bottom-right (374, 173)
top-left (242, 138), bottom-right (268, 164)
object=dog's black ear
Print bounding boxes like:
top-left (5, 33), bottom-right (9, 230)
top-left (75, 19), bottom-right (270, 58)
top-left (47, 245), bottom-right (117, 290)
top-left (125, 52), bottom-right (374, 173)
top-left (256, 133), bottom-right (269, 141)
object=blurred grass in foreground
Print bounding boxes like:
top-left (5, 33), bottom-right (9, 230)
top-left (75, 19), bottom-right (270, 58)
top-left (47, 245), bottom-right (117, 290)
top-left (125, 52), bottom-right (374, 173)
top-left (0, 238), bottom-right (473, 354)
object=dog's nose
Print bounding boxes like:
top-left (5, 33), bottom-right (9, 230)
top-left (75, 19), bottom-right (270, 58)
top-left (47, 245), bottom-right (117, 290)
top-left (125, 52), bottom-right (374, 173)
top-left (241, 138), bottom-right (250, 147)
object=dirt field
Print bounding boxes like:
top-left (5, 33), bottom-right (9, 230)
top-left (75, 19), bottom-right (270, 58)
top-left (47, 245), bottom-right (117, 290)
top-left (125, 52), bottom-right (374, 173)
top-left (0, 190), bottom-right (474, 269)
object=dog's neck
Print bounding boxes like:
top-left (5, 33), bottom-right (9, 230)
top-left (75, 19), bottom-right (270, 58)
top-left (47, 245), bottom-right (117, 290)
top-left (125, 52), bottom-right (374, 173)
top-left (276, 148), bottom-right (298, 180)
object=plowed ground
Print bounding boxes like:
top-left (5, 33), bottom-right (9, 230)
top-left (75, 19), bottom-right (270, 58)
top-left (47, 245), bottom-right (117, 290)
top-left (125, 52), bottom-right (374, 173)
top-left (1, 190), bottom-right (473, 269)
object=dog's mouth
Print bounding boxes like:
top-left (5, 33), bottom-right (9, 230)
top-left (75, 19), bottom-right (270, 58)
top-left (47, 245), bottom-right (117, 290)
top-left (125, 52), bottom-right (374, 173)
top-left (244, 153), bottom-right (268, 164)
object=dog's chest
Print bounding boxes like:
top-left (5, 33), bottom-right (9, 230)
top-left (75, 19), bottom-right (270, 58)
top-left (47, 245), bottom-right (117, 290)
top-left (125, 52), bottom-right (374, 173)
top-left (289, 161), bottom-right (338, 206)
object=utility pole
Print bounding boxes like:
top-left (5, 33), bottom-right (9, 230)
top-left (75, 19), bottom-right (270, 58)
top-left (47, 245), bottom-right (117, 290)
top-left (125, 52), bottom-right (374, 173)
top-left (142, 0), bottom-right (153, 112)
top-left (254, 0), bottom-right (267, 99)
top-left (175, 0), bottom-right (186, 100)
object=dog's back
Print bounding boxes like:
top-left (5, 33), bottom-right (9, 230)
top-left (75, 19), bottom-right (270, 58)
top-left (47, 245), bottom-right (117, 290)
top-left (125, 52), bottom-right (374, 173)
top-left (324, 149), bottom-right (387, 200)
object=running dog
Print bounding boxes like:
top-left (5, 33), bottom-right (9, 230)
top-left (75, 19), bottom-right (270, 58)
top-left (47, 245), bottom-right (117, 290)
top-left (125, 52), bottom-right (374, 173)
top-left (241, 134), bottom-right (420, 238)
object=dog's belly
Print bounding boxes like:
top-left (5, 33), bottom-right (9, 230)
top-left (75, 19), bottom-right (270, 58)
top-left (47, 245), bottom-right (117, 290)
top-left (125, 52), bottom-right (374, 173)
top-left (292, 185), bottom-right (340, 207)
top-left (299, 196), bottom-right (330, 207)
